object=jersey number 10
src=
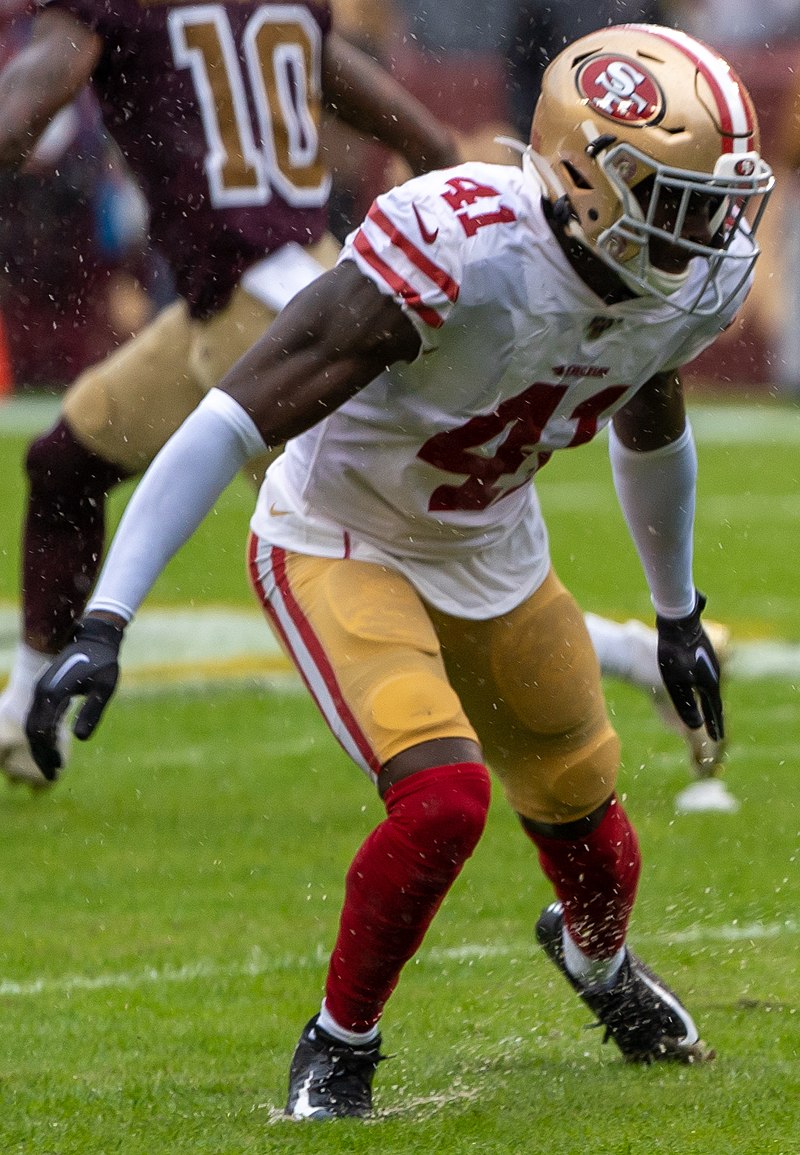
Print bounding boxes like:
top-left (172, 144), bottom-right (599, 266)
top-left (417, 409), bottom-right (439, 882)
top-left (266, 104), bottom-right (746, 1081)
top-left (168, 3), bottom-right (329, 209)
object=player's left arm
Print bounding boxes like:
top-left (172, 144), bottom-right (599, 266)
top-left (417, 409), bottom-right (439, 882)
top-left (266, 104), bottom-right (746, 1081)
top-left (321, 30), bottom-right (461, 174)
top-left (610, 369), bottom-right (724, 741)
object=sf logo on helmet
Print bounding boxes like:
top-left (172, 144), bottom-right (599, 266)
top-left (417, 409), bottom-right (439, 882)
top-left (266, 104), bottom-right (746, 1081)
top-left (578, 55), bottom-right (664, 126)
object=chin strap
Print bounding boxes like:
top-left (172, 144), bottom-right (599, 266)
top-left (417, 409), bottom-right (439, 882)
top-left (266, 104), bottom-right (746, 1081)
top-left (523, 146), bottom-right (565, 201)
top-left (619, 249), bottom-right (691, 298)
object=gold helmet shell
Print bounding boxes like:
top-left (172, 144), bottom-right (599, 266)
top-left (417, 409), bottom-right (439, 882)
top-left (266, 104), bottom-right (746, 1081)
top-left (527, 24), bottom-right (773, 310)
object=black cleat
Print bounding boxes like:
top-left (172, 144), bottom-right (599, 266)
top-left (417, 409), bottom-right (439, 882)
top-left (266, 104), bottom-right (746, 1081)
top-left (536, 902), bottom-right (714, 1064)
top-left (285, 1015), bottom-right (386, 1120)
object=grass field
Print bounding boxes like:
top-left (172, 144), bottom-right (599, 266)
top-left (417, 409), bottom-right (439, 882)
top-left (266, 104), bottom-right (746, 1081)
top-left (1, 397), bottom-right (799, 1153)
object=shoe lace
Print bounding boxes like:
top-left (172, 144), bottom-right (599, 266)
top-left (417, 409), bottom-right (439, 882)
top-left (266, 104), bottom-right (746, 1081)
top-left (316, 1037), bottom-right (387, 1097)
top-left (585, 957), bottom-right (684, 1059)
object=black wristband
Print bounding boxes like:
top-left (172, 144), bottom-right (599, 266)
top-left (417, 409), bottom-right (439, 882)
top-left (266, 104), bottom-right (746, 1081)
top-left (656, 591), bottom-right (706, 639)
top-left (76, 616), bottom-right (125, 646)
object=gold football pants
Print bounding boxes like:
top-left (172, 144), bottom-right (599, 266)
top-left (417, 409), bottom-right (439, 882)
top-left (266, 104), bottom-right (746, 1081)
top-left (248, 541), bottom-right (620, 825)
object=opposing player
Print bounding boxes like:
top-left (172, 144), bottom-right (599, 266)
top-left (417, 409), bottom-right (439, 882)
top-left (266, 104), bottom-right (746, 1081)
top-left (0, 0), bottom-right (459, 784)
top-left (26, 25), bottom-right (772, 1116)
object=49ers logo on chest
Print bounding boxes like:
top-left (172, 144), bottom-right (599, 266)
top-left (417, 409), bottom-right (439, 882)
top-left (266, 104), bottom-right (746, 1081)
top-left (577, 54), bottom-right (664, 126)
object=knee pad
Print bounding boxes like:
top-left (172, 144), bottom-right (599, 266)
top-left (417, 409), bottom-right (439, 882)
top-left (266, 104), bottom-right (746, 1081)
top-left (310, 558), bottom-right (478, 766)
top-left (500, 726), bottom-right (620, 826)
top-left (367, 668), bottom-right (468, 753)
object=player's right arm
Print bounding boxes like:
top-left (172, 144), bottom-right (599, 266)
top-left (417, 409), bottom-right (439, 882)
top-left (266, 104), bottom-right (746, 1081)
top-left (222, 259), bottom-right (420, 440)
top-left (91, 258), bottom-right (420, 616)
top-left (0, 8), bottom-right (102, 168)
top-left (25, 261), bottom-right (420, 776)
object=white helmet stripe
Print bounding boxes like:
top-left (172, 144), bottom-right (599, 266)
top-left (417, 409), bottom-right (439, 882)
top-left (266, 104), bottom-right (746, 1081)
top-left (623, 24), bottom-right (754, 152)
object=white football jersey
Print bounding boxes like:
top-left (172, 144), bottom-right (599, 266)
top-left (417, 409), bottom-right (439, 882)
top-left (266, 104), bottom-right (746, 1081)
top-left (251, 162), bottom-right (751, 618)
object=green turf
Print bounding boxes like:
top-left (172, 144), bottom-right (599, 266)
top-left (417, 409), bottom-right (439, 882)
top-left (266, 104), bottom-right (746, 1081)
top-left (1, 399), bottom-right (800, 1152)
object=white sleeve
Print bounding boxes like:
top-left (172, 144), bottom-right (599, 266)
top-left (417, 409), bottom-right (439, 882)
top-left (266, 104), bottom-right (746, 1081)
top-left (87, 389), bottom-right (266, 622)
top-left (608, 422), bottom-right (697, 619)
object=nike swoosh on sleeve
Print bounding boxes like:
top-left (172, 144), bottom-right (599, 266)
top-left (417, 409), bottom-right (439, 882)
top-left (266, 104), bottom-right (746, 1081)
top-left (412, 202), bottom-right (439, 244)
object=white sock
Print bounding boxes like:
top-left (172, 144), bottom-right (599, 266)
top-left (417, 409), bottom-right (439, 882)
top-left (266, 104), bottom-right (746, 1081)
top-left (317, 1000), bottom-right (380, 1047)
top-left (0, 641), bottom-right (54, 723)
top-left (584, 613), bottom-right (661, 692)
top-left (562, 925), bottom-right (626, 992)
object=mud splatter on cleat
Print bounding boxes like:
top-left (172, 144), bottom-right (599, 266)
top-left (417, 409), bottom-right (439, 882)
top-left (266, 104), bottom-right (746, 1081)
top-left (536, 903), bottom-right (714, 1064)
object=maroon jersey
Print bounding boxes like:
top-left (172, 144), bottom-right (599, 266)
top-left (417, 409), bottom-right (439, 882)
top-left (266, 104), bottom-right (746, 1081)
top-left (43, 0), bottom-right (332, 315)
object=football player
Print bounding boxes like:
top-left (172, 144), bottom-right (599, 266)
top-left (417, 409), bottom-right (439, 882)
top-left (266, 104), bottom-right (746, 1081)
top-left (25, 25), bottom-right (773, 1117)
top-left (0, 3), bottom-right (732, 810)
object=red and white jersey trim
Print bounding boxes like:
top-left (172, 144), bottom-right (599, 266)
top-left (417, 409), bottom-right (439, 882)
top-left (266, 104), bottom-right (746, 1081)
top-left (346, 182), bottom-right (463, 333)
top-left (248, 535), bottom-right (382, 779)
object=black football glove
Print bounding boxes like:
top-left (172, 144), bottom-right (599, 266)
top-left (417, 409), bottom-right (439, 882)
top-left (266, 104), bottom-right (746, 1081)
top-left (26, 616), bottom-right (124, 781)
top-left (656, 591), bottom-right (724, 743)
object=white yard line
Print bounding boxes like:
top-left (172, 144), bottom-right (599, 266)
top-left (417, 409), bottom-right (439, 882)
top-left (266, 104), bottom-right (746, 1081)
top-left (1, 919), bottom-right (796, 1000)
top-left (3, 603), bottom-right (800, 684)
top-left (5, 396), bottom-right (800, 443)
top-left (0, 604), bottom-right (291, 683)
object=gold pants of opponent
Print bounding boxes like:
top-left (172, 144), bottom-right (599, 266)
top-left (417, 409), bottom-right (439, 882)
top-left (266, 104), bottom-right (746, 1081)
top-left (62, 235), bottom-right (340, 484)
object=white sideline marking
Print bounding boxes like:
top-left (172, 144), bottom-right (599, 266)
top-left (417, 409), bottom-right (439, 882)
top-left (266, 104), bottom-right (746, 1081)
top-left (1, 920), bottom-right (796, 1000)
top-left (5, 397), bottom-right (800, 443)
top-left (0, 604), bottom-right (290, 684)
top-left (3, 603), bottom-right (800, 684)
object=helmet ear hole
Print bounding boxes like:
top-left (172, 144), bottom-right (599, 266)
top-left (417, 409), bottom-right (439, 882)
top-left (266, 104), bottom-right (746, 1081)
top-left (552, 196), bottom-right (574, 226)
top-left (562, 160), bottom-right (593, 190)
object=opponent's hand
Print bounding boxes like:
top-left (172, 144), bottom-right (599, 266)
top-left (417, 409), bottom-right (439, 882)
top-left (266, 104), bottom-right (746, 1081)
top-left (26, 617), bottom-right (124, 780)
top-left (656, 592), bottom-right (724, 742)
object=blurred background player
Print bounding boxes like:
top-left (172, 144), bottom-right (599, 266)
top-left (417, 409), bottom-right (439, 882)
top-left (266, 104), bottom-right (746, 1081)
top-left (27, 22), bottom-right (768, 1115)
top-left (0, 0), bottom-right (460, 784)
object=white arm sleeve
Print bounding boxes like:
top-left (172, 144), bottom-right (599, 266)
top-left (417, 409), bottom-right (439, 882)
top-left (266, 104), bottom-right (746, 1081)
top-left (608, 421), bottom-right (697, 619)
top-left (87, 389), bottom-right (267, 622)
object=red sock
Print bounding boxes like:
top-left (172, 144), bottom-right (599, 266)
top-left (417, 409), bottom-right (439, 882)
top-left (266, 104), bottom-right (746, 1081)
top-left (526, 796), bottom-right (641, 957)
top-left (324, 762), bottom-right (490, 1033)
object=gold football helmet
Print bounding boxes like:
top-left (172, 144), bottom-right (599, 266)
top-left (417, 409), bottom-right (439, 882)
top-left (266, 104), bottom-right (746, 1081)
top-left (526, 24), bottom-right (774, 313)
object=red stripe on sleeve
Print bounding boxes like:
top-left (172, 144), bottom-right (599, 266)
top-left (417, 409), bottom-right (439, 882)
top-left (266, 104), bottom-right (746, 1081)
top-left (368, 205), bottom-right (460, 302)
top-left (353, 230), bottom-right (446, 328)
